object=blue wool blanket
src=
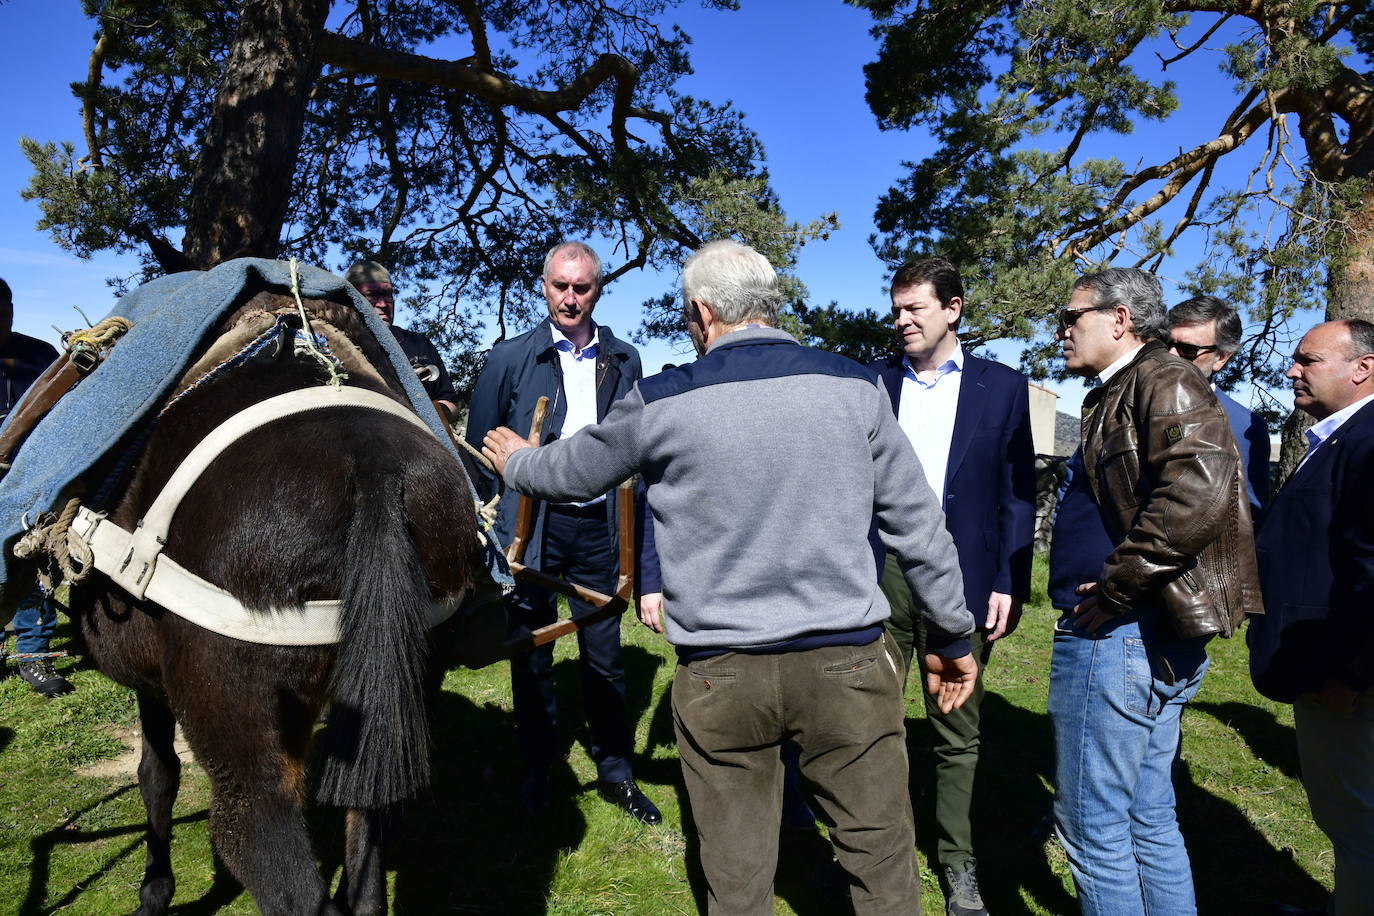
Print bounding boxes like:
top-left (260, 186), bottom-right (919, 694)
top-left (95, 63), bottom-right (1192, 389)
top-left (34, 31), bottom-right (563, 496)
top-left (0, 257), bottom-right (509, 599)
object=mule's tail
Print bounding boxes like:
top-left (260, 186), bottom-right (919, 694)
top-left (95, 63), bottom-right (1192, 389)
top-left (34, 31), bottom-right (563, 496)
top-left (316, 468), bottom-right (433, 808)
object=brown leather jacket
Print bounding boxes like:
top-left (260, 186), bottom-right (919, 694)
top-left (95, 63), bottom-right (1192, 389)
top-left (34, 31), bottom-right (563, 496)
top-left (1082, 341), bottom-right (1263, 639)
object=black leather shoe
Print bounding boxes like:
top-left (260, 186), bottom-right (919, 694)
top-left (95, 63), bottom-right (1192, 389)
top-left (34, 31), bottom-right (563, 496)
top-left (598, 779), bottom-right (662, 825)
top-left (1270, 904), bottom-right (1328, 916)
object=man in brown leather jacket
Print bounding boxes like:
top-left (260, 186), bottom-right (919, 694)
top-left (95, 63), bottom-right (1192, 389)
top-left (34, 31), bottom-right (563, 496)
top-left (1047, 268), bottom-right (1261, 916)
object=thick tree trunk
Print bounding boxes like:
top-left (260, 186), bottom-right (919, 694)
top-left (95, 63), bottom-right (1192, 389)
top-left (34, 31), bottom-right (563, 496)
top-left (183, 0), bottom-right (332, 268)
top-left (1275, 184), bottom-right (1374, 486)
top-left (1327, 184), bottom-right (1374, 324)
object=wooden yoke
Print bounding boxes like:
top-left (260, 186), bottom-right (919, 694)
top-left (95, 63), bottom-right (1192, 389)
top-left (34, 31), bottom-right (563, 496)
top-left (504, 396), bottom-right (548, 567)
top-left (501, 395), bottom-right (636, 654)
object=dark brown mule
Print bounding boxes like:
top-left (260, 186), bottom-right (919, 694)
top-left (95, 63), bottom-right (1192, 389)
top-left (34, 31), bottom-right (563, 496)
top-left (66, 291), bottom-right (480, 915)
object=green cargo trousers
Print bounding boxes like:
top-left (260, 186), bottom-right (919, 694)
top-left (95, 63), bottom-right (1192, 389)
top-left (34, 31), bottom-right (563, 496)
top-left (880, 552), bottom-right (992, 873)
top-left (672, 633), bottom-right (920, 916)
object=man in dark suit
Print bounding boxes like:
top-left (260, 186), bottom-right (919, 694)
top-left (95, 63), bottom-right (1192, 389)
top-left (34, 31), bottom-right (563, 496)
top-left (1167, 295), bottom-right (1270, 511)
top-left (872, 257), bottom-right (1036, 916)
top-left (1249, 319), bottom-right (1374, 916)
top-left (465, 242), bottom-right (659, 825)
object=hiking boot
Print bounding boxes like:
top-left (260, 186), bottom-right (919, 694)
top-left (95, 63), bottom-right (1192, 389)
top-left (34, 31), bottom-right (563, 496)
top-left (943, 859), bottom-right (988, 916)
top-left (17, 659), bottom-right (75, 698)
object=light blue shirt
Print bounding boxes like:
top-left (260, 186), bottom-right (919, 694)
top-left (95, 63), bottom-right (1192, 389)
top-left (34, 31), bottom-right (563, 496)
top-left (897, 344), bottom-right (964, 506)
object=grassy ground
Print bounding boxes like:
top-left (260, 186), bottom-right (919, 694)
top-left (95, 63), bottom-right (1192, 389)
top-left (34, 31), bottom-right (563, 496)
top-left (0, 557), bottom-right (1333, 914)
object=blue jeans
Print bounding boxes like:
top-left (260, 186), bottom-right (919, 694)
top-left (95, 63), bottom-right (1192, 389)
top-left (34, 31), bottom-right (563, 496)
top-left (10, 586), bottom-right (57, 655)
top-left (1048, 609), bottom-right (1210, 916)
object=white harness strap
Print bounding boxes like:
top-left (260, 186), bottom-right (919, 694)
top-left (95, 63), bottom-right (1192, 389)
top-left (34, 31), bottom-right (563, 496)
top-left (70, 385), bottom-right (463, 645)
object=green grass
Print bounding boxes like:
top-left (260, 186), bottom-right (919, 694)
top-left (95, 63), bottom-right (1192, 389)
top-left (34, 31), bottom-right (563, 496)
top-left (0, 559), bottom-right (1334, 914)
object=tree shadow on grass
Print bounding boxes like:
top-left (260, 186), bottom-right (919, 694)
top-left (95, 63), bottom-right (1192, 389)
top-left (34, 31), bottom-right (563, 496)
top-left (388, 641), bottom-right (671, 913)
top-left (1174, 703), bottom-right (1328, 915)
top-left (25, 629), bottom-right (670, 916)
top-left (919, 691), bottom-right (1076, 916)
top-left (387, 682), bottom-right (585, 915)
top-left (168, 860), bottom-right (244, 915)
top-left (1191, 699), bottom-right (1302, 780)
top-left (20, 781), bottom-right (217, 916)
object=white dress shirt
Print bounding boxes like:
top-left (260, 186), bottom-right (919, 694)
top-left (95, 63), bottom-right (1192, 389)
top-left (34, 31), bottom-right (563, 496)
top-left (550, 323), bottom-right (605, 505)
top-left (1296, 392), bottom-right (1374, 472)
top-left (1097, 343), bottom-right (1145, 386)
top-left (897, 344), bottom-right (964, 507)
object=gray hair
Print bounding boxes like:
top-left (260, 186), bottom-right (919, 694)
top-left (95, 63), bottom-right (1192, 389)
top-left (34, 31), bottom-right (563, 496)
top-left (542, 241), bottom-right (603, 285)
top-left (681, 240), bottom-right (783, 326)
top-left (1073, 268), bottom-right (1167, 342)
top-left (1168, 295), bottom-right (1242, 354)
top-left (1339, 319), bottom-right (1374, 360)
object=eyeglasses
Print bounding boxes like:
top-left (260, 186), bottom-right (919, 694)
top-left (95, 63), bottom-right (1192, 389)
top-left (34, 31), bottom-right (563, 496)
top-left (355, 283), bottom-right (394, 304)
top-left (1169, 341), bottom-right (1220, 361)
top-left (1056, 304), bottom-right (1117, 331)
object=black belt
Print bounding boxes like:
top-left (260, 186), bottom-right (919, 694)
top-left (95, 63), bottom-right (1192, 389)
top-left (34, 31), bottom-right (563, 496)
top-left (548, 501), bottom-right (607, 519)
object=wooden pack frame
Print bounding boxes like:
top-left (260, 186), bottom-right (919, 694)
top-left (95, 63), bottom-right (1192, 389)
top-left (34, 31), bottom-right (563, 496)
top-left (498, 396), bottom-right (635, 656)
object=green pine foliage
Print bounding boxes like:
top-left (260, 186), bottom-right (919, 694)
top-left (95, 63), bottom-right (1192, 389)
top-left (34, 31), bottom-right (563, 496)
top-left (20, 0), bottom-right (834, 402)
top-left (845, 0), bottom-right (1373, 387)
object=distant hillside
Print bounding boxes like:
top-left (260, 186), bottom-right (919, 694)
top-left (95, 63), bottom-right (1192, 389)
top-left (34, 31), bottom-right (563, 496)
top-left (1054, 411), bottom-right (1078, 457)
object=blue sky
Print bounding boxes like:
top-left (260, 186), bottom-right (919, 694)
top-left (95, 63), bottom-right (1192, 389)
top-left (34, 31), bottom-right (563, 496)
top-left (0, 0), bottom-right (1327, 415)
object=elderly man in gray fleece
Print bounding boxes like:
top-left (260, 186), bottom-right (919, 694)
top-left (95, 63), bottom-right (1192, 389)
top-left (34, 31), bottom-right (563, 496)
top-left (484, 239), bottom-right (977, 916)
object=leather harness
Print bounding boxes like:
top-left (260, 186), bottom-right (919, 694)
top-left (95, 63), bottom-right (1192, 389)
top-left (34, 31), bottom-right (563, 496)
top-left (69, 385), bottom-right (464, 645)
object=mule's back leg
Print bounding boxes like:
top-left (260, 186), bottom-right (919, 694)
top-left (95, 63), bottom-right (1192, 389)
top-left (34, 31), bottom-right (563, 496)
top-left (168, 642), bottom-right (344, 916)
top-left (132, 694), bottom-right (180, 916)
top-left (334, 807), bottom-right (390, 916)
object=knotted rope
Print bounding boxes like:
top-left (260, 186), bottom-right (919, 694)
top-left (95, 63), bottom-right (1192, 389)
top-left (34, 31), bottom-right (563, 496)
top-left (288, 258), bottom-right (348, 388)
top-left (14, 497), bottom-right (94, 590)
top-left (64, 315), bottom-right (132, 358)
top-left (450, 427), bottom-right (502, 533)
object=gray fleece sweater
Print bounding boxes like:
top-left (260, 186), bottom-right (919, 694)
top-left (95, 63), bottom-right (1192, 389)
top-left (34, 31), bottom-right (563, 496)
top-left (504, 327), bottom-right (973, 655)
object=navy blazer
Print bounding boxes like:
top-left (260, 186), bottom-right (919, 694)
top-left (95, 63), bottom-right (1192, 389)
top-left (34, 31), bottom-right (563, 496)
top-left (873, 351), bottom-right (1037, 626)
top-left (1249, 398), bottom-right (1374, 702)
top-left (465, 318), bottom-right (641, 570)
top-left (1216, 388), bottom-right (1270, 511)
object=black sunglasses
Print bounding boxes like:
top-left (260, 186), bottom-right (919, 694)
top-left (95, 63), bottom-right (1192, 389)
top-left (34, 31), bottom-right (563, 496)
top-left (1169, 341), bottom-right (1220, 361)
top-left (1056, 304), bottom-right (1117, 330)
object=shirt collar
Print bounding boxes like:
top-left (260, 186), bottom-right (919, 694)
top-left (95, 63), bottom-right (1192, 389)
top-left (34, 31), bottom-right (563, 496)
top-left (904, 343), bottom-right (964, 385)
top-left (1097, 343), bottom-right (1146, 386)
top-left (550, 322), bottom-right (600, 359)
top-left (1306, 391), bottom-right (1374, 452)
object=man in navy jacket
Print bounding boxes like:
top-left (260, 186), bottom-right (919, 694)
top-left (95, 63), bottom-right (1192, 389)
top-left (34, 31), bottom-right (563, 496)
top-left (872, 258), bottom-right (1036, 916)
top-left (1249, 319), bottom-right (1374, 915)
top-left (1166, 295), bottom-right (1270, 512)
top-left (465, 242), bottom-right (658, 824)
